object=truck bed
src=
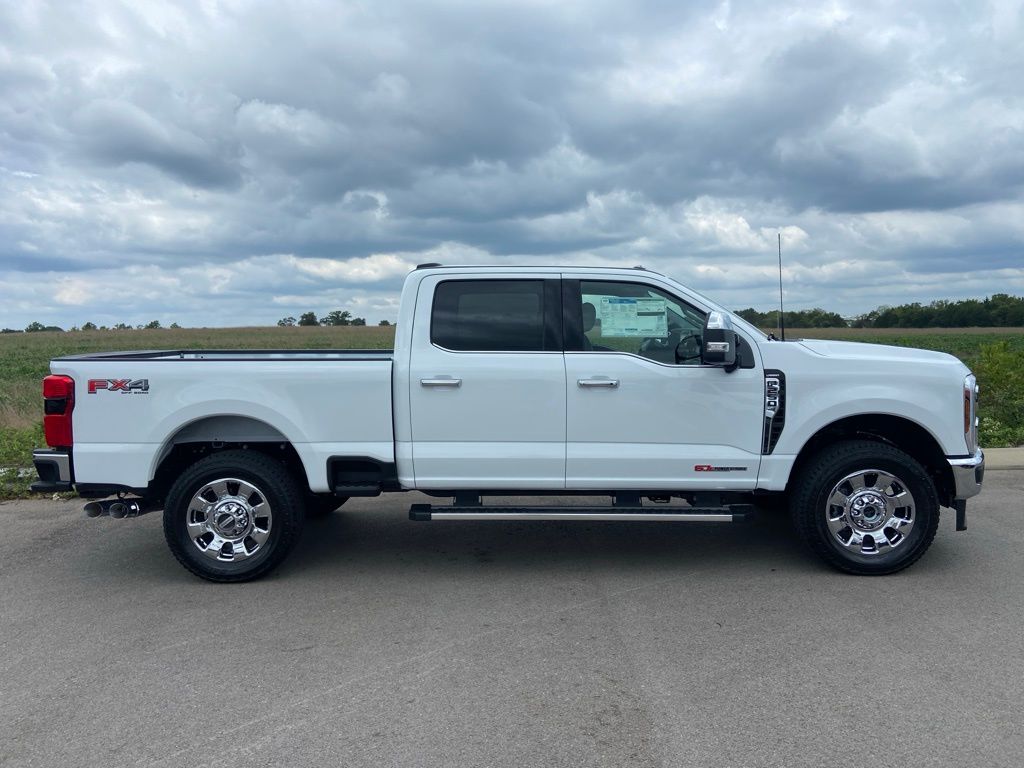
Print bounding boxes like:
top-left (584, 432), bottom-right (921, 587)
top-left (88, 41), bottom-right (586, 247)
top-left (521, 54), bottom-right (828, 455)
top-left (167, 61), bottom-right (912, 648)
top-left (51, 349), bottom-right (396, 493)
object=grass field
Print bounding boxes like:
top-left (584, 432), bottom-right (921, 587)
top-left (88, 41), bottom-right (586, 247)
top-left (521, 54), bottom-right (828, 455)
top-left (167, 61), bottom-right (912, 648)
top-left (787, 326), bottom-right (1024, 359)
top-left (1, 325), bottom-right (1021, 498)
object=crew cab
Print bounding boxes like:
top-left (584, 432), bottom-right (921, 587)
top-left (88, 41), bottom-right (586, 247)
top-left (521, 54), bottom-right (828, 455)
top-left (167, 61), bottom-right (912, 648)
top-left (31, 265), bottom-right (985, 581)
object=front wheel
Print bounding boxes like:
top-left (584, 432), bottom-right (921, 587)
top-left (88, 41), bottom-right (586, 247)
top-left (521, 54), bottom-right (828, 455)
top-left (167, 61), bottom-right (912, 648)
top-left (790, 440), bottom-right (940, 575)
top-left (163, 450), bottom-right (305, 582)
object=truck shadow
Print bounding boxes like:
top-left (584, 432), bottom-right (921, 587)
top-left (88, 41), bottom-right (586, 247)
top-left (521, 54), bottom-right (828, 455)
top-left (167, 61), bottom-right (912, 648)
top-left (285, 498), bottom-right (820, 579)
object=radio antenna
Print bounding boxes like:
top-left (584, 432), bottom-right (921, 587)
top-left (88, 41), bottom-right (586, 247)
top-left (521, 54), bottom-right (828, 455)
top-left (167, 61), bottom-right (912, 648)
top-left (777, 231), bottom-right (786, 341)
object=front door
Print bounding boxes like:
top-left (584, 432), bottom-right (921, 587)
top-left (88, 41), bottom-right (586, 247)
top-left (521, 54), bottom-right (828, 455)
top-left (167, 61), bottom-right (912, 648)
top-left (562, 277), bottom-right (763, 490)
top-left (408, 275), bottom-right (566, 489)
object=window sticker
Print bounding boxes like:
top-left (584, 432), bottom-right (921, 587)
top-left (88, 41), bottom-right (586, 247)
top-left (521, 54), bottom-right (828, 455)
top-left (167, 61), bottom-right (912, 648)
top-left (596, 297), bottom-right (668, 337)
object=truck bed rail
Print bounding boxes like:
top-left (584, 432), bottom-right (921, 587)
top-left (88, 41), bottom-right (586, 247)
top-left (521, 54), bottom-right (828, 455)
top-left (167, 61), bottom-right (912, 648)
top-left (53, 349), bottom-right (395, 362)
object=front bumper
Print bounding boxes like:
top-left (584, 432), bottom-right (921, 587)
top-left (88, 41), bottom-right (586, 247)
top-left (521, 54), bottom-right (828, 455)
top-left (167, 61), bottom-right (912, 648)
top-left (948, 449), bottom-right (984, 501)
top-left (30, 448), bottom-right (73, 493)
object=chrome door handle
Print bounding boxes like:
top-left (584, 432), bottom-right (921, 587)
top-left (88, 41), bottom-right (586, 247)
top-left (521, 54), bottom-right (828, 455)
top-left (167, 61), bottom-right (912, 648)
top-left (421, 378), bottom-right (462, 387)
top-left (577, 378), bottom-right (619, 388)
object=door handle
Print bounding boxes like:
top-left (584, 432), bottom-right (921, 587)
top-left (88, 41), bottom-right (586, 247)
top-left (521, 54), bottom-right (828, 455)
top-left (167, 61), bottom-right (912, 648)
top-left (421, 378), bottom-right (462, 387)
top-left (577, 378), bottom-right (619, 388)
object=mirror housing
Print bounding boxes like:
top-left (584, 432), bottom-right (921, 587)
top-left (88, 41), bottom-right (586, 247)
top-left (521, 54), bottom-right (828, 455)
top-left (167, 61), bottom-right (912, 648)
top-left (702, 311), bottom-right (738, 370)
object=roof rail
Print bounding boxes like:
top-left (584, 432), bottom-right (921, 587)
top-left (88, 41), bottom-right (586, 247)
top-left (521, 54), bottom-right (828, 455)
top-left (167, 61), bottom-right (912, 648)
top-left (410, 263), bottom-right (665, 276)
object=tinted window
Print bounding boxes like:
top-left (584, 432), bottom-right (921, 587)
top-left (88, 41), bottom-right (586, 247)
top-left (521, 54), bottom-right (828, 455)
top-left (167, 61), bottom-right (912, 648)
top-left (432, 280), bottom-right (548, 351)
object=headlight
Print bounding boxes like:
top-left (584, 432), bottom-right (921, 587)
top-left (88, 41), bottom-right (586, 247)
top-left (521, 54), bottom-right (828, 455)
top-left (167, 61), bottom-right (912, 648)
top-left (963, 373), bottom-right (978, 453)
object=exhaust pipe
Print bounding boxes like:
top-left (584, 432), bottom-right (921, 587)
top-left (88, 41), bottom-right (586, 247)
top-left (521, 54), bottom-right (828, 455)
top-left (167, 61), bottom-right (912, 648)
top-left (83, 499), bottom-right (151, 519)
top-left (109, 500), bottom-right (147, 518)
top-left (83, 500), bottom-right (108, 517)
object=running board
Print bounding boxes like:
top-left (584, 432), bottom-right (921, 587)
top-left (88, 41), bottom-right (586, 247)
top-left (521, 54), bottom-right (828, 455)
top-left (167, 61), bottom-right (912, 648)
top-left (409, 504), bottom-right (753, 522)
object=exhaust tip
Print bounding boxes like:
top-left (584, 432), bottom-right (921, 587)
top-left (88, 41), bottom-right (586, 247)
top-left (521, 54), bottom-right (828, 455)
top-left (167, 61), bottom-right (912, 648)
top-left (85, 497), bottom-right (150, 520)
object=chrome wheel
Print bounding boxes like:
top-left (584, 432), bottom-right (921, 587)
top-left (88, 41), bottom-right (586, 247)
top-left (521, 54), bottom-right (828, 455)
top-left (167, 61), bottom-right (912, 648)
top-left (824, 469), bottom-right (915, 556)
top-left (185, 478), bottom-right (272, 562)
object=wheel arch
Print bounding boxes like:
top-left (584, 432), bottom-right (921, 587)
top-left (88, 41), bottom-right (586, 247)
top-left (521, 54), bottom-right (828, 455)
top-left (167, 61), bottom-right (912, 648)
top-left (149, 415), bottom-right (312, 500)
top-left (789, 413), bottom-right (955, 506)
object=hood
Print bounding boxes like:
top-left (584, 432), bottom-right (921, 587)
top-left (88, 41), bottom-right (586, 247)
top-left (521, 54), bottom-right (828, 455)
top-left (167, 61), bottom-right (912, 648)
top-left (796, 339), bottom-right (963, 366)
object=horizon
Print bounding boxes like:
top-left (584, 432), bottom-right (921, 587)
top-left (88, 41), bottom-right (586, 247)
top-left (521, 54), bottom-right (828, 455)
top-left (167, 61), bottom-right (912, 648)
top-left (5, 289), bottom-right (1024, 332)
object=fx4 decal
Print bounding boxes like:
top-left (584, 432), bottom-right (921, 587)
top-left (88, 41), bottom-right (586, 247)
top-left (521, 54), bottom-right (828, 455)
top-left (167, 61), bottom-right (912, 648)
top-left (694, 464), bottom-right (747, 472)
top-left (88, 379), bottom-right (150, 395)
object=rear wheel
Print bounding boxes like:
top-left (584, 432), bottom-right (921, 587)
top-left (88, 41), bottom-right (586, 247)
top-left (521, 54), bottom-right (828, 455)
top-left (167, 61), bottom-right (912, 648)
top-left (790, 440), bottom-right (939, 575)
top-left (163, 450), bottom-right (304, 582)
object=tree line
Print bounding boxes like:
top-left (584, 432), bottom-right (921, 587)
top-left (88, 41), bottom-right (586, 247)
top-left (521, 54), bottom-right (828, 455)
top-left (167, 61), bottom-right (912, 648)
top-left (1, 311), bottom-right (391, 333)
top-left (275, 310), bottom-right (390, 327)
top-left (737, 293), bottom-right (1024, 329)
top-left (735, 307), bottom-right (846, 328)
top-left (3, 321), bottom-right (181, 333)
top-left (7, 293), bottom-right (1024, 333)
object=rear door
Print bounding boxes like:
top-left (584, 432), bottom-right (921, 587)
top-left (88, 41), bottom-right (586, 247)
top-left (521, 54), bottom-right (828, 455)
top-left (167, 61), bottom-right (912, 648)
top-left (408, 274), bottom-right (566, 489)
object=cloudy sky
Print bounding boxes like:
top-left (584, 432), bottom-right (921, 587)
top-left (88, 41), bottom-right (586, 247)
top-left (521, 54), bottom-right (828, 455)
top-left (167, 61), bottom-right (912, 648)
top-left (1, 0), bottom-right (1023, 328)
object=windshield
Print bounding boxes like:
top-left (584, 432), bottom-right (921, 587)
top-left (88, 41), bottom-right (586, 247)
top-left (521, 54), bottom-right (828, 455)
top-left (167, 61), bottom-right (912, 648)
top-left (661, 274), bottom-right (770, 341)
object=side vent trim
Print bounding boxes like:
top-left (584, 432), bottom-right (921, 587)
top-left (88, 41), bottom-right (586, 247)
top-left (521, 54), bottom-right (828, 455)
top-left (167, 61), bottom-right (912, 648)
top-left (762, 370), bottom-right (786, 454)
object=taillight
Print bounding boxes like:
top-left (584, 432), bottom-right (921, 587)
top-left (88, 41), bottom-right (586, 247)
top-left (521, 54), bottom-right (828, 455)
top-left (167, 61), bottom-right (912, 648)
top-left (43, 375), bottom-right (75, 448)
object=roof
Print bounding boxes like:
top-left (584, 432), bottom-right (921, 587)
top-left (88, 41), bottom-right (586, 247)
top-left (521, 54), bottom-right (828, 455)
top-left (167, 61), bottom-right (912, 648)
top-left (413, 263), bottom-right (664, 276)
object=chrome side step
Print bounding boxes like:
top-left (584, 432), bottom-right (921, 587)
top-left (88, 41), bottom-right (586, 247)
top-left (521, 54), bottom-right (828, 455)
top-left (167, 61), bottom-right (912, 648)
top-left (409, 504), bottom-right (753, 522)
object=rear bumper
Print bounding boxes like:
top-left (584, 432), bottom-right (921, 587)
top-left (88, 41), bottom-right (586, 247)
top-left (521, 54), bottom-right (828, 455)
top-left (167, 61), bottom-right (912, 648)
top-left (948, 449), bottom-right (984, 501)
top-left (30, 449), bottom-right (73, 493)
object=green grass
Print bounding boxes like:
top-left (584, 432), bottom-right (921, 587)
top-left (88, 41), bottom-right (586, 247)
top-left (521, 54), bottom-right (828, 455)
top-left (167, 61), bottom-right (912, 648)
top-left (1, 325), bottom-right (1021, 499)
top-left (789, 326), bottom-right (1024, 363)
top-left (0, 423), bottom-right (44, 500)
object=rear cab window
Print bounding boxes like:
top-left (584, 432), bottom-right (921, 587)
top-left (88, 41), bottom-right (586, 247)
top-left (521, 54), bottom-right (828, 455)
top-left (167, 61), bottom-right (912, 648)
top-left (431, 279), bottom-right (560, 351)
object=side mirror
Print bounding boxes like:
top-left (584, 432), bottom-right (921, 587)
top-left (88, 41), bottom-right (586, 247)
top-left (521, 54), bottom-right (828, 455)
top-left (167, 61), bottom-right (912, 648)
top-left (702, 311), bottom-right (738, 370)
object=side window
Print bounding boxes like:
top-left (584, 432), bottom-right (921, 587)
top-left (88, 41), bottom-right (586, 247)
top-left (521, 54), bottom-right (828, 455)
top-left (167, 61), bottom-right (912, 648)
top-left (431, 280), bottom-right (549, 351)
top-left (578, 280), bottom-right (706, 365)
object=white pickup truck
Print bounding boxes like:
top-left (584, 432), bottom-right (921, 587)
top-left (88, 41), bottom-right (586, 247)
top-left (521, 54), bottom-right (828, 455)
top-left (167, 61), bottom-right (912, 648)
top-left (32, 264), bottom-right (984, 581)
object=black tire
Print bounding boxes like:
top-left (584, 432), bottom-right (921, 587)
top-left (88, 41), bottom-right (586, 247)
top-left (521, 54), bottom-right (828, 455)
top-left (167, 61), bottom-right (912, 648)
top-left (163, 450), bottom-right (305, 582)
top-left (790, 439), bottom-right (940, 575)
top-left (305, 495), bottom-right (349, 517)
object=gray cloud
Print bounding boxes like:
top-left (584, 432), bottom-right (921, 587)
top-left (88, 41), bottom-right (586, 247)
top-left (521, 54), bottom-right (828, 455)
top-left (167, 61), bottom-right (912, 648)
top-left (0, 0), bottom-right (1023, 328)
top-left (72, 98), bottom-right (241, 188)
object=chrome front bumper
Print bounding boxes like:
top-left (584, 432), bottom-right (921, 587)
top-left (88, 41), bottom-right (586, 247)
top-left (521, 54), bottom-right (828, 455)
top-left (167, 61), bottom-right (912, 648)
top-left (948, 449), bottom-right (984, 501)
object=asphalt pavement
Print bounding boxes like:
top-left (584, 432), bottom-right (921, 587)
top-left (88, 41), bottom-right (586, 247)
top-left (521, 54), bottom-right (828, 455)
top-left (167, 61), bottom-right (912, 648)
top-left (1, 472), bottom-right (1022, 768)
